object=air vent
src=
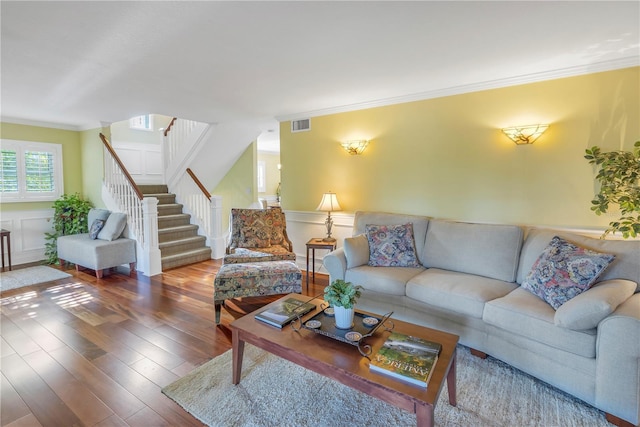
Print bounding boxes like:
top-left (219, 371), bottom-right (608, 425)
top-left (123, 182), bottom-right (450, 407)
top-left (291, 118), bottom-right (310, 133)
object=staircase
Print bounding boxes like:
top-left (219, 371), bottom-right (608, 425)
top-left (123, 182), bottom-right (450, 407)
top-left (138, 185), bottom-right (212, 270)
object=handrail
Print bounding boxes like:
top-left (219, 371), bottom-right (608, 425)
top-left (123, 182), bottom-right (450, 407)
top-left (186, 168), bottom-right (211, 201)
top-left (164, 117), bottom-right (177, 137)
top-left (99, 133), bottom-right (144, 200)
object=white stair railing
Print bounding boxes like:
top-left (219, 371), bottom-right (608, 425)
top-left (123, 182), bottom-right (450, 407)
top-left (100, 133), bottom-right (161, 276)
top-left (163, 117), bottom-right (198, 170)
top-left (170, 168), bottom-right (225, 259)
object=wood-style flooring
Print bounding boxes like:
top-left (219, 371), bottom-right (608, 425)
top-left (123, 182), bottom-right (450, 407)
top-left (0, 260), bottom-right (328, 427)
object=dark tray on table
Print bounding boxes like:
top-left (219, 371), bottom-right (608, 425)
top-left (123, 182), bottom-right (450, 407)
top-left (292, 308), bottom-right (394, 356)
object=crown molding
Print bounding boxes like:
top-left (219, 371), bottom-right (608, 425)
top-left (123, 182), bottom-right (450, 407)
top-left (275, 56), bottom-right (640, 122)
top-left (1, 116), bottom-right (83, 131)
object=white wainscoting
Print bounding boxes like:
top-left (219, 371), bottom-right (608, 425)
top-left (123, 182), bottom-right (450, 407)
top-left (112, 142), bottom-right (163, 184)
top-left (284, 210), bottom-right (355, 275)
top-left (0, 209), bottom-right (55, 266)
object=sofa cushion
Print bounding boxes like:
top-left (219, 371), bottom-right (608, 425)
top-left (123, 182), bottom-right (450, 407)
top-left (89, 219), bottom-right (106, 240)
top-left (366, 223), bottom-right (420, 267)
top-left (406, 268), bottom-right (518, 319)
top-left (353, 212), bottom-right (430, 265)
top-left (521, 236), bottom-right (615, 310)
top-left (554, 279), bottom-right (637, 330)
top-left (344, 234), bottom-right (369, 269)
top-left (517, 228), bottom-right (640, 291)
top-left (483, 287), bottom-right (597, 358)
top-left (97, 212), bottom-right (127, 241)
top-left (422, 220), bottom-right (524, 282)
top-left (345, 265), bottom-right (424, 296)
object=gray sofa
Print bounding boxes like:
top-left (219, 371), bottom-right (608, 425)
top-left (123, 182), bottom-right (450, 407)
top-left (324, 211), bottom-right (640, 427)
top-left (57, 208), bottom-right (137, 279)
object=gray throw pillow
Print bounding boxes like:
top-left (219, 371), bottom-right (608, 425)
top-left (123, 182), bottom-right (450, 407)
top-left (88, 208), bottom-right (110, 227)
top-left (89, 219), bottom-right (106, 240)
top-left (344, 234), bottom-right (369, 269)
top-left (97, 212), bottom-right (127, 241)
top-left (554, 279), bottom-right (637, 330)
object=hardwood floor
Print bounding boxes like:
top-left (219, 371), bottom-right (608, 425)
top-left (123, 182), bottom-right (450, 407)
top-left (0, 260), bottom-right (328, 426)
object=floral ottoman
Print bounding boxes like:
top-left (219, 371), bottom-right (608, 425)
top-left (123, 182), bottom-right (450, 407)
top-left (213, 260), bottom-right (302, 323)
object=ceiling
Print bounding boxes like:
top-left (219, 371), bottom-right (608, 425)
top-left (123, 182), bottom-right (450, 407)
top-left (2, 1), bottom-right (639, 139)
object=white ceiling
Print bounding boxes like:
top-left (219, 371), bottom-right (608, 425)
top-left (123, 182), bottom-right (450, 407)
top-left (2, 1), bottom-right (639, 140)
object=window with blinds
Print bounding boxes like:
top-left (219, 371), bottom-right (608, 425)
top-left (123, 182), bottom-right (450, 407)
top-left (0, 149), bottom-right (19, 193)
top-left (0, 140), bottom-right (63, 202)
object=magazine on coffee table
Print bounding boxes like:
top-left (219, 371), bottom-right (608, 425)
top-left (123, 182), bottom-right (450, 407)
top-left (369, 331), bottom-right (441, 387)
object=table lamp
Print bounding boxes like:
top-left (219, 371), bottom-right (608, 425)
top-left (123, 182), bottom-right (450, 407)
top-left (316, 192), bottom-right (342, 242)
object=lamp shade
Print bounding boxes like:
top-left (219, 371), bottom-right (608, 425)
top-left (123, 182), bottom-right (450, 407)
top-left (316, 192), bottom-right (342, 212)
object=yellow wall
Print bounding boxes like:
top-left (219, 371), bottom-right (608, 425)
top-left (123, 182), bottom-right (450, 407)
top-left (0, 122), bottom-right (84, 212)
top-left (280, 67), bottom-right (639, 230)
top-left (80, 127), bottom-right (109, 208)
top-left (212, 142), bottom-right (257, 232)
top-left (258, 151), bottom-right (281, 196)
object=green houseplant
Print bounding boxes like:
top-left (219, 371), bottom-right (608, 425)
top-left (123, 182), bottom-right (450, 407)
top-left (584, 141), bottom-right (640, 238)
top-left (44, 193), bottom-right (93, 264)
top-left (324, 279), bottom-right (364, 329)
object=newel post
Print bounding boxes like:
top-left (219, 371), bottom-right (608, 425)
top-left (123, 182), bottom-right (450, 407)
top-left (210, 195), bottom-right (225, 259)
top-left (142, 197), bottom-right (162, 276)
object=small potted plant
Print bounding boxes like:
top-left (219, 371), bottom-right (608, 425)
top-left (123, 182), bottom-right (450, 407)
top-left (324, 279), bottom-right (364, 329)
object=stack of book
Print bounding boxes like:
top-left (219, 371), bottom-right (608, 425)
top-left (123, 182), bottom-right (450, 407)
top-left (369, 331), bottom-right (441, 387)
top-left (254, 297), bottom-right (315, 328)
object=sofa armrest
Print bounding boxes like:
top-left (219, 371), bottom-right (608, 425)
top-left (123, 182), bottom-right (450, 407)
top-left (595, 292), bottom-right (640, 426)
top-left (323, 248), bottom-right (347, 282)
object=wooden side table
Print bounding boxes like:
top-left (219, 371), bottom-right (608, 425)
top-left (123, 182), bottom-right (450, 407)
top-left (305, 238), bottom-right (337, 288)
top-left (1, 229), bottom-right (12, 272)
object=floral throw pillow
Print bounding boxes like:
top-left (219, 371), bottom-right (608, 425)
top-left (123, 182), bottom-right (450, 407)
top-left (521, 236), bottom-right (615, 310)
top-left (89, 219), bottom-right (106, 240)
top-left (365, 223), bottom-right (421, 267)
top-left (239, 226), bottom-right (271, 248)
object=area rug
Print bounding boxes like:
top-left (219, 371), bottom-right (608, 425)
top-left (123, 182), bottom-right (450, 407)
top-left (0, 265), bottom-right (71, 292)
top-left (162, 344), bottom-right (612, 427)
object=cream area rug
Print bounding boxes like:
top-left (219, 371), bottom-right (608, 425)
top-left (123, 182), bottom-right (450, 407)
top-left (162, 344), bottom-right (612, 427)
top-left (0, 265), bottom-right (71, 292)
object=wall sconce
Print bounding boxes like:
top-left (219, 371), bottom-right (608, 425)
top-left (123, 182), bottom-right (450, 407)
top-left (316, 192), bottom-right (342, 242)
top-left (502, 124), bottom-right (549, 145)
top-left (341, 140), bottom-right (369, 155)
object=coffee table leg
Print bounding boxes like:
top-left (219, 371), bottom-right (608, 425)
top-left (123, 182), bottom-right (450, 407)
top-left (232, 328), bottom-right (245, 384)
top-left (447, 349), bottom-right (457, 406)
top-left (415, 404), bottom-right (434, 427)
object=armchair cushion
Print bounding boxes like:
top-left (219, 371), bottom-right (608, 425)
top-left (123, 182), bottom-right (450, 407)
top-left (239, 226), bottom-right (271, 248)
top-left (226, 207), bottom-right (294, 263)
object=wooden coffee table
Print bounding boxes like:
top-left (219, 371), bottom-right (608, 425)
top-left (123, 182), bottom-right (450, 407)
top-left (230, 294), bottom-right (459, 427)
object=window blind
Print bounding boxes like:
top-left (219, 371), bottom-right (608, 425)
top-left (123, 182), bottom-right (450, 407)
top-left (0, 149), bottom-right (19, 193)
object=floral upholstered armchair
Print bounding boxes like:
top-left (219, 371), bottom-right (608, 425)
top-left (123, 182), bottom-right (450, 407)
top-left (224, 207), bottom-right (296, 264)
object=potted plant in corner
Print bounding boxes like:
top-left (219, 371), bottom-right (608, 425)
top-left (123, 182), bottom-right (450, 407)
top-left (585, 140), bottom-right (640, 238)
top-left (324, 279), bottom-right (364, 329)
top-left (44, 193), bottom-right (93, 265)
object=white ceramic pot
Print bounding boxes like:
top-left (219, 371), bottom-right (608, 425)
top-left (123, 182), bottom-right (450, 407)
top-left (334, 306), bottom-right (354, 329)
